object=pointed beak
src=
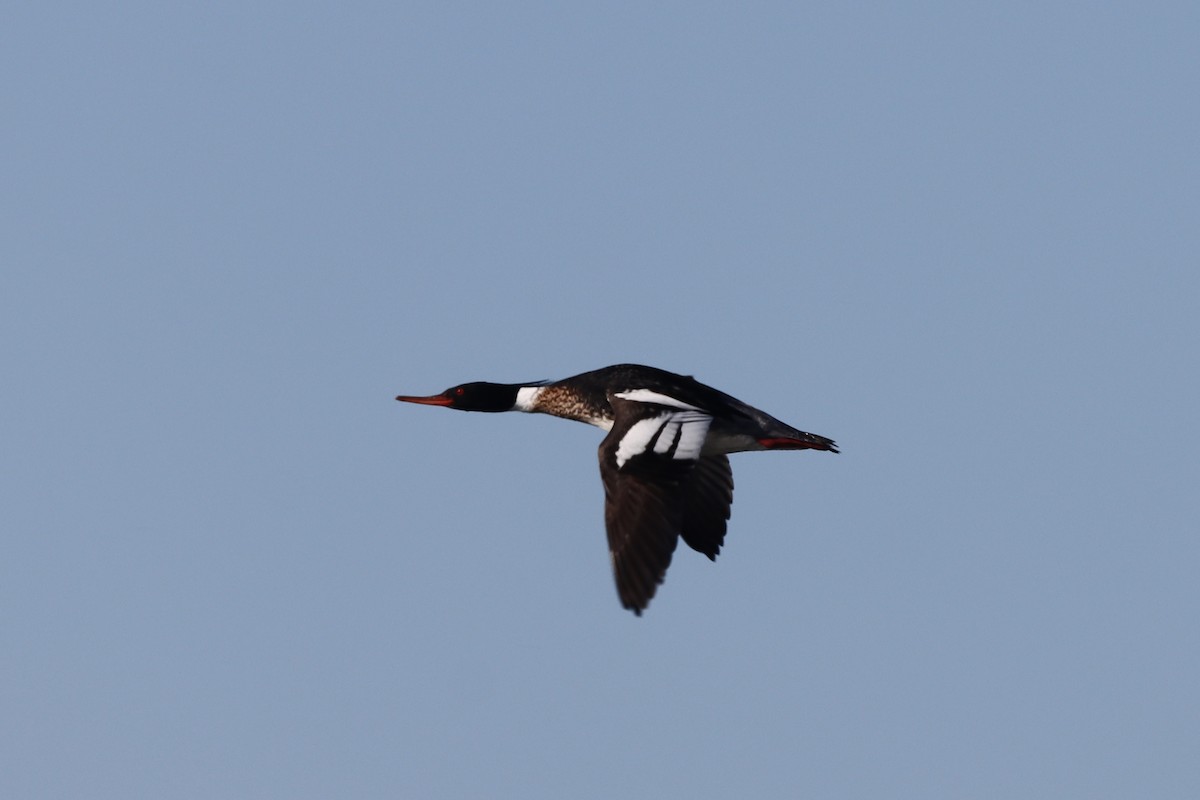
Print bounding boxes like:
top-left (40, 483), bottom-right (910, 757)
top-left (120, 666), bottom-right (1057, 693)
top-left (395, 393), bottom-right (454, 406)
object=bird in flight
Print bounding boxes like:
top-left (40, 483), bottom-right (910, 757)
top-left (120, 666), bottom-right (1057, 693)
top-left (397, 364), bottom-right (837, 615)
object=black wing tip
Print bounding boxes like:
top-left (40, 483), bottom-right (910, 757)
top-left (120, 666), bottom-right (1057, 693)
top-left (616, 563), bottom-right (664, 616)
top-left (619, 580), bottom-right (658, 616)
top-left (619, 590), bottom-right (650, 616)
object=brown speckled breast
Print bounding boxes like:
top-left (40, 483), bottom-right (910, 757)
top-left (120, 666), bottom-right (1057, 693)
top-left (533, 385), bottom-right (612, 427)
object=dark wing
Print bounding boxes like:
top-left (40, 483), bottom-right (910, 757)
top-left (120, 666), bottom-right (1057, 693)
top-left (599, 453), bottom-right (683, 615)
top-left (598, 394), bottom-right (715, 614)
top-left (679, 455), bottom-right (734, 560)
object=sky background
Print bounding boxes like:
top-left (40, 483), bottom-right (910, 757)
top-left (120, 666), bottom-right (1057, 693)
top-left (3, 3), bottom-right (1198, 798)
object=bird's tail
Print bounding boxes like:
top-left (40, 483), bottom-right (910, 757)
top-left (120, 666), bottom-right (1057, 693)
top-left (756, 433), bottom-right (838, 453)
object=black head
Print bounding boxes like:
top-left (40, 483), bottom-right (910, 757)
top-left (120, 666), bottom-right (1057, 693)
top-left (396, 381), bottom-right (522, 412)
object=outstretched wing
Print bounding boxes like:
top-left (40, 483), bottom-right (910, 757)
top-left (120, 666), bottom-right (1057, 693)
top-left (598, 390), bottom-right (722, 614)
top-left (678, 455), bottom-right (733, 560)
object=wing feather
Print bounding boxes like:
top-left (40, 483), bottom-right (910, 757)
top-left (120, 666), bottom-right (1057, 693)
top-left (678, 456), bottom-right (734, 560)
top-left (598, 392), bottom-right (734, 614)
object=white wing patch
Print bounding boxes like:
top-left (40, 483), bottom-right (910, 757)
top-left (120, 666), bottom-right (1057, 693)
top-left (613, 389), bottom-right (703, 411)
top-left (614, 411), bottom-right (711, 468)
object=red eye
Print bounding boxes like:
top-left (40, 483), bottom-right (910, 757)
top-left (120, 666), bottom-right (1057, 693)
top-left (455, 387), bottom-right (465, 396)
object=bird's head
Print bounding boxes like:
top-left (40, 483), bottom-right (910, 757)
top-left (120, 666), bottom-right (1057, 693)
top-left (395, 381), bottom-right (523, 412)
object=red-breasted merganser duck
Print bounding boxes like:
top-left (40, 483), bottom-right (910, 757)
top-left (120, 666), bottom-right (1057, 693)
top-left (396, 364), bottom-right (837, 615)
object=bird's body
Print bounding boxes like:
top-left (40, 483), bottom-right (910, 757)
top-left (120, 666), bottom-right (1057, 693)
top-left (396, 364), bottom-right (837, 614)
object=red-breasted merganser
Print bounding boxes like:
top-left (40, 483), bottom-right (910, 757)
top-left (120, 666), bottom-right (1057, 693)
top-left (396, 364), bottom-right (837, 615)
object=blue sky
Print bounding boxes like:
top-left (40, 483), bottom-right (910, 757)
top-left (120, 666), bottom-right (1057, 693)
top-left (4, 3), bottom-right (1198, 798)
